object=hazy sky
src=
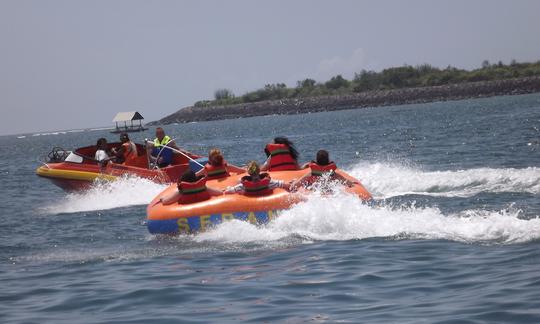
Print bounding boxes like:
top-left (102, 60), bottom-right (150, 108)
top-left (1, 0), bottom-right (539, 135)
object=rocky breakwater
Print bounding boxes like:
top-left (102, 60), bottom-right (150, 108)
top-left (153, 76), bottom-right (540, 125)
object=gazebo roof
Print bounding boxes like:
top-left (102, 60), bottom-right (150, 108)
top-left (112, 111), bottom-right (144, 122)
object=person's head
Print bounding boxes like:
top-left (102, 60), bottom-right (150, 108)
top-left (246, 161), bottom-right (260, 177)
top-left (179, 170), bottom-right (197, 184)
top-left (208, 148), bottom-right (224, 166)
top-left (273, 136), bottom-right (299, 160)
top-left (316, 150), bottom-right (330, 165)
top-left (120, 133), bottom-right (129, 143)
top-left (155, 127), bottom-right (165, 141)
top-left (96, 138), bottom-right (107, 149)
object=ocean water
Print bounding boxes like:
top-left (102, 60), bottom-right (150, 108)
top-left (1, 94), bottom-right (539, 323)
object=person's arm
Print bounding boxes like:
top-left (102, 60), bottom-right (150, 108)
top-left (207, 186), bottom-right (223, 196)
top-left (300, 162), bottom-right (310, 169)
top-left (269, 179), bottom-right (290, 191)
top-left (290, 173), bottom-right (311, 190)
top-left (160, 190), bottom-right (181, 205)
top-left (224, 184), bottom-right (244, 194)
top-left (195, 169), bottom-right (205, 178)
top-left (226, 164), bottom-right (246, 174)
top-left (168, 140), bottom-right (179, 150)
top-left (260, 157), bottom-right (270, 171)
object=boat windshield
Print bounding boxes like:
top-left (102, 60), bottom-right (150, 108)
top-left (64, 152), bottom-right (84, 163)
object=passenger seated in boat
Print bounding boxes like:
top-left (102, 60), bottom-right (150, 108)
top-left (160, 170), bottom-right (222, 205)
top-left (111, 133), bottom-right (138, 166)
top-left (147, 127), bottom-right (178, 168)
top-left (225, 161), bottom-right (290, 196)
top-left (292, 150), bottom-right (358, 189)
top-left (196, 148), bottom-right (245, 180)
top-left (94, 138), bottom-right (111, 166)
top-left (261, 137), bottom-right (300, 171)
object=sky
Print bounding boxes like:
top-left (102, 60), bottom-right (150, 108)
top-left (1, 0), bottom-right (539, 135)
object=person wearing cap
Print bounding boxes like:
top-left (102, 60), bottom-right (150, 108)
top-left (147, 127), bottom-right (178, 168)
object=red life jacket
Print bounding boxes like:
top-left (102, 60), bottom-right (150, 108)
top-left (301, 161), bottom-right (338, 186)
top-left (241, 174), bottom-right (273, 196)
top-left (309, 161), bottom-right (337, 177)
top-left (204, 163), bottom-right (229, 180)
top-left (266, 143), bottom-right (297, 171)
top-left (177, 177), bottom-right (210, 204)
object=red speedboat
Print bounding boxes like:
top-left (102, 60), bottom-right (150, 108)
top-left (36, 143), bottom-right (202, 191)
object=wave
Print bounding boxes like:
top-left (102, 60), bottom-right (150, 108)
top-left (196, 193), bottom-right (540, 245)
top-left (346, 162), bottom-right (540, 198)
top-left (41, 176), bottom-right (167, 214)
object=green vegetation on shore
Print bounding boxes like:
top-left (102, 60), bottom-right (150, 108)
top-left (195, 60), bottom-right (540, 108)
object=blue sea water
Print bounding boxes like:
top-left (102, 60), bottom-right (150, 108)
top-left (1, 94), bottom-right (539, 323)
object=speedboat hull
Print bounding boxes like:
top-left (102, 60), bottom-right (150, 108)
top-left (36, 143), bottom-right (201, 191)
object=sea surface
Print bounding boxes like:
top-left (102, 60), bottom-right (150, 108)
top-left (1, 94), bottom-right (539, 323)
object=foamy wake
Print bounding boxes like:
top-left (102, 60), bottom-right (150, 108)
top-left (196, 193), bottom-right (540, 245)
top-left (42, 176), bottom-right (167, 214)
top-left (347, 162), bottom-right (540, 198)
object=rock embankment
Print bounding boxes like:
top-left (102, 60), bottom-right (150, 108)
top-left (152, 76), bottom-right (540, 125)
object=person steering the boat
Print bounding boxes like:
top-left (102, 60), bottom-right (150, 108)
top-left (111, 133), bottom-right (138, 166)
top-left (260, 137), bottom-right (300, 171)
top-left (159, 170), bottom-right (222, 205)
top-left (196, 148), bottom-right (246, 180)
top-left (147, 127), bottom-right (178, 168)
top-left (292, 150), bottom-right (358, 189)
top-left (225, 161), bottom-right (290, 195)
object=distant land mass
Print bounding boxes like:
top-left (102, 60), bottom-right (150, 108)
top-left (150, 60), bottom-right (540, 125)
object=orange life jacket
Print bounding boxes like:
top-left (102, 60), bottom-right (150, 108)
top-left (178, 177), bottom-right (210, 204)
top-left (204, 162), bottom-right (229, 180)
top-left (266, 143), bottom-right (297, 171)
top-left (122, 141), bottom-right (138, 166)
top-left (241, 174), bottom-right (273, 196)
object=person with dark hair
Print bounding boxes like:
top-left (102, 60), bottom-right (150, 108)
top-left (292, 150), bottom-right (356, 189)
top-left (225, 161), bottom-right (290, 195)
top-left (260, 137), bottom-right (300, 171)
top-left (111, 133), bottom-right (138, 166)
top-left (147, 127), bottom-right (179, 168)
top-left (196, 148), bottom-right (245, 180)
top-left (94, 138), bottom-right (110, 165)
top-left (159, 170), bottom-right (222, 205)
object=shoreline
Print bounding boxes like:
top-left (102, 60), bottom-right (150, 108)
top-left (151, 76), bottom-right (540, 125)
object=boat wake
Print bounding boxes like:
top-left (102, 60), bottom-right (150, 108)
top-left (41, 176), bottom-right (167, 214)
top-left (196, 193), bottom-right (540, 245)
top-left (347, 162), bottom-right (540, 198)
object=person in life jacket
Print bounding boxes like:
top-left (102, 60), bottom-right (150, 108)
top-left (292, 150), bottom-right (358, 190)
top-left (224, 161), bottom-right (290, 196)
top-left (111, 133), bottom-right (138, 166)
top-left (159, 170), bottom-right (223, 205)
top-left (147, 127), bottom-right (179, 168)
top-left (260, 137), bottom-right (300, 171)
top-left (196, 148), bottom-right (246, 180)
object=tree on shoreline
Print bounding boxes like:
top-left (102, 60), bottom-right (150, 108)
top-left (194, 59), bottom-right (540, 108)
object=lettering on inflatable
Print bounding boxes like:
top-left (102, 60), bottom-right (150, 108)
top-left (247, 212), bottom-right (258, 225)
top-left (177, 218), bottom-right (190, 233)
top-left (222, 213), bottom-right (235, 222)
top-left (200, 215), bottom-right (212, 231)
top-left (175, 210), bottom-right (281, 233)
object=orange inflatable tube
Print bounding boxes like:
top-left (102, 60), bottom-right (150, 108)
top-left (146, 169), bottom-right (372, 234)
